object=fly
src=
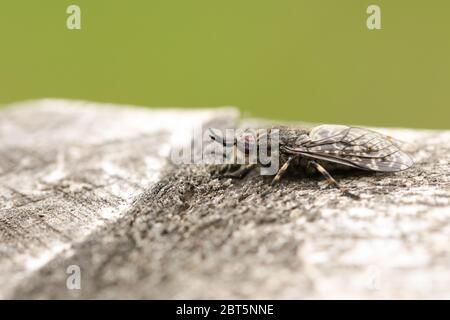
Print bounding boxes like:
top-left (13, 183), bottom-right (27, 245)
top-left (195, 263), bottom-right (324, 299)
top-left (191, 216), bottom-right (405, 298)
top-left (209, 125), bottom-right (414, 199)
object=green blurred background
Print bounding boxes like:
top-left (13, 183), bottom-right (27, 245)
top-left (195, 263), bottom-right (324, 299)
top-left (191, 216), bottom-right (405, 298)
top-left (1, 1), bottom-right (449, 128)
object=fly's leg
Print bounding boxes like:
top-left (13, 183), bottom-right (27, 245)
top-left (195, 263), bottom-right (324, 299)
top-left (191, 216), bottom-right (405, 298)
top-left (223, 164), bottom-right (256, 179)
top-left (218, 145), bottom-right (239, 174)
top-left (210, 164), bottom-right (236, 179)
top-left (271, 156), bottom-right (294, 186)
top-left (214, 146), bottom-right (254, 179)
top-left (218, 164), bottom-right (233, 174)
top-left (308, 160), bottom-right (360, 199)
top-left (260, 157), bottom-right (293, 197)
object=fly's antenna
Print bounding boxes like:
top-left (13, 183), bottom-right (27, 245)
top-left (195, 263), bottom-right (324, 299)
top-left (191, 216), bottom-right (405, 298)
top-left (208, 128), bottom-right (237, 147)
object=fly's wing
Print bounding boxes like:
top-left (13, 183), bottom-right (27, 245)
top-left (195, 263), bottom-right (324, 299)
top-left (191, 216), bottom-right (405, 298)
top-left (284, 125), bottom-right (413, 172)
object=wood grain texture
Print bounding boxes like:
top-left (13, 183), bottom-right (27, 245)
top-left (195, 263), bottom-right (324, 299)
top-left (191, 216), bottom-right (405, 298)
top-left (0, 99), bottom-right (237, 298)
top-left (1, 99), bottom-right (449, 299)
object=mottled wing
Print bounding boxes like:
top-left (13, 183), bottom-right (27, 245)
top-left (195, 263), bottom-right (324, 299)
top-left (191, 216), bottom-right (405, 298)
top-left (285, 125), bottom-right (413, 172)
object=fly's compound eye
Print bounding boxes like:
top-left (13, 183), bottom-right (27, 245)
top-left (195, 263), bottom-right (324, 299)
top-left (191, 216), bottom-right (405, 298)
top-left (236, 132), bottom-right (257, 154)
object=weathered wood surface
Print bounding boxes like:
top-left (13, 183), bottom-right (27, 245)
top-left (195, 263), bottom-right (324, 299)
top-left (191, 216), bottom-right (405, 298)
top-left (0, 99), bottom-right (449, 299)
top-left (0, 99), bottom-right (237, 298)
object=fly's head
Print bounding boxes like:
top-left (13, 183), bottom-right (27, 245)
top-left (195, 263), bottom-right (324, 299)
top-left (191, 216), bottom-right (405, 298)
top-left (208, 128), bottom-right (271, 155)
top-left (238, 129), bottom-right (272, 154)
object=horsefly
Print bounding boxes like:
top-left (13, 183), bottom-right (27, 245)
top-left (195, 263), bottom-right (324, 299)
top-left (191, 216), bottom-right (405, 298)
top-left (209, 125), bottom-right (414, 199)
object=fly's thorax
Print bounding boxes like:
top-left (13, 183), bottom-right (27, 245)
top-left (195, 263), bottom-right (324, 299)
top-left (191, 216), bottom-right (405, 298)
top-left (278, 128), bottom-right (310, 147)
